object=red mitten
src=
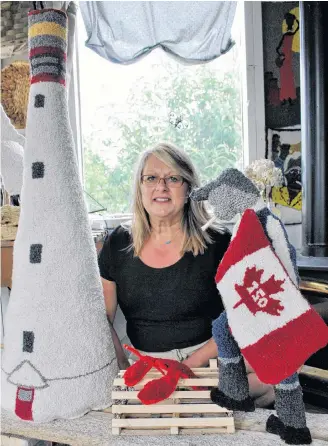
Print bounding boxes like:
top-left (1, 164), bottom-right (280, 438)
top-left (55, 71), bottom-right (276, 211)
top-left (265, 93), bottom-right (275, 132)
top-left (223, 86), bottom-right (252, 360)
top-left (138, 369), bottom-right (180, 405)
top-left (157, 359), bottom-right (206, 390)
top-left (138, 358), bottom-right (206, 404)
top-left (123, 345), bottom-right (160, 387)
top-left (123, 347), bottom-right (206, 403)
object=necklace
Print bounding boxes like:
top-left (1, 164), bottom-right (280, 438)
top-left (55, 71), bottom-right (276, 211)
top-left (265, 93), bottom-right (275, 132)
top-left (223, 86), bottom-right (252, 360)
top-left (151, 227), bottom-right (182, 246)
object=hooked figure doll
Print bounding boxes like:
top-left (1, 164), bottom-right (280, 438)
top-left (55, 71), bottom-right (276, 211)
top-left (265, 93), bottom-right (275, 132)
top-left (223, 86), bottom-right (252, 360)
top-left (190, 168), bottom-right (328, 445)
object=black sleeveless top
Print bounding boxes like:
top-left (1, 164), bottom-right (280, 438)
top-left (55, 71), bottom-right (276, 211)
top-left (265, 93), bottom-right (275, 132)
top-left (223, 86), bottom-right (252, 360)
top-left (98, 226), bottom-right (230, 352)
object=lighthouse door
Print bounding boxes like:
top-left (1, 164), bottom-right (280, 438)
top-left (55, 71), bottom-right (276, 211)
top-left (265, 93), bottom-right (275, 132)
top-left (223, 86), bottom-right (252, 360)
top-left (15, 387), bottom-right (34, 420)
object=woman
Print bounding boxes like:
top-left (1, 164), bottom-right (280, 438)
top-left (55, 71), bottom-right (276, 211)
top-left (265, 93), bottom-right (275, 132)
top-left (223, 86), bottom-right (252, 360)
top-left (98, 142), bottom-right (274, 407)
top-left (276, 12), bottom-right (299, 105)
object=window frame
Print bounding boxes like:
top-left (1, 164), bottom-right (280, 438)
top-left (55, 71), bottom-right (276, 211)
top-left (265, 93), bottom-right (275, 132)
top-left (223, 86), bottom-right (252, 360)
top-left (241, 1), bottom-right (266, 165)
top-left (71, 2), bottom-right (266, 211)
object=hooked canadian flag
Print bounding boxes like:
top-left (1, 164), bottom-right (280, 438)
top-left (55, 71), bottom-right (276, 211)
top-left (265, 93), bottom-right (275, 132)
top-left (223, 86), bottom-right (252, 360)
top-left (216, 209), bottom-right (328, 385)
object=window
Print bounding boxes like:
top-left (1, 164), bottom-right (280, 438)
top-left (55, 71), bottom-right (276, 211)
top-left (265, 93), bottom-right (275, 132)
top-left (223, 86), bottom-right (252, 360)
top-left (77, 5), bottom-right (249, 215)
top-left (18, 388), bottom-right (34, 402)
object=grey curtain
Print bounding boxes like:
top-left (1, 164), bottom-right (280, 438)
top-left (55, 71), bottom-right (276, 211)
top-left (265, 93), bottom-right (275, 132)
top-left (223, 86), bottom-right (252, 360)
top-left (80, 1), bottom-right (236, 65)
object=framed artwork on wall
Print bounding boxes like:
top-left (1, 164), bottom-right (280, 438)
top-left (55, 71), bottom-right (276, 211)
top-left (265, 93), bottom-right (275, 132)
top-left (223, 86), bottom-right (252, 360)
top-left (266, 126), bottom-right (301, 223)
top-left (262, 3), bottom-right (300, 129)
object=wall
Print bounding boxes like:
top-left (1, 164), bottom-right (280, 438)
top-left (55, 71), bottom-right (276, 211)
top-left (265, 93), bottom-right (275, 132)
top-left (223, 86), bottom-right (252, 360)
top-left (261, 1), bottom-right (302, 251)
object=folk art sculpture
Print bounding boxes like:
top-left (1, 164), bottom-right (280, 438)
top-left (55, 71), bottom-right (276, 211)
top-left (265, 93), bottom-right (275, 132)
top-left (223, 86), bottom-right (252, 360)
top-left (190, 168), bottom-right (328, 444)
top-left (1, 8), bottom-right (116, 422)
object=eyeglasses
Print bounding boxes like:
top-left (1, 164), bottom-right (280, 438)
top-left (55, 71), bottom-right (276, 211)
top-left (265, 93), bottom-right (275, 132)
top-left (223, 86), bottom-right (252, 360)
top-left (141, 175), bottom-right (185, 188)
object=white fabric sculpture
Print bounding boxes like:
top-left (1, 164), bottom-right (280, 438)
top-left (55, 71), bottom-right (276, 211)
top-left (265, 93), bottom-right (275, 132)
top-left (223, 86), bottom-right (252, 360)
top-left (1, 8), bottom-right (116, 422)
top-left (1, 104), bottom-right (26, 147)
top-left (1, 105), bottom-right (25, 196)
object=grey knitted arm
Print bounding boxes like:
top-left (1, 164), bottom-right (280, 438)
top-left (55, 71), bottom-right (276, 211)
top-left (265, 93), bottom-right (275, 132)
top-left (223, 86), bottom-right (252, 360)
top-left (190, 178), bottom-right (221, 201)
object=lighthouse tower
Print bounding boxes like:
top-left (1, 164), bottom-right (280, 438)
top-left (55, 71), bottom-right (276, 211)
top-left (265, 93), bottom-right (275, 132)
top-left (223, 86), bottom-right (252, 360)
top-left (1, 8), bottom-right (115, 422)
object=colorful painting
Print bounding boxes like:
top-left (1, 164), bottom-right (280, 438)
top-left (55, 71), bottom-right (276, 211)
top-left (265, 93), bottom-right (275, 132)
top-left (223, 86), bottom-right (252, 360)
top-left (262, 2), bottom-right (300, 128)
top-left (267, 127), bottom-right (301, 211)
top-left (276, 8), bottom-right (299, 105)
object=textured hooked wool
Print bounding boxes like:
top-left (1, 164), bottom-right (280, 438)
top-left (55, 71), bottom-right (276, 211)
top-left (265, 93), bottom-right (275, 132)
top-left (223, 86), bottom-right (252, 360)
top-left (215, 209), bottom-right (328, 385)
top-left (1, 9), bottom-right (116, 423)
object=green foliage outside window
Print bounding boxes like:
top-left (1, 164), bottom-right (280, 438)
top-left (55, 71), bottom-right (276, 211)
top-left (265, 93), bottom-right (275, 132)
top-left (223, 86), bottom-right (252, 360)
top-left (83, 61), bottom-right (243, 214)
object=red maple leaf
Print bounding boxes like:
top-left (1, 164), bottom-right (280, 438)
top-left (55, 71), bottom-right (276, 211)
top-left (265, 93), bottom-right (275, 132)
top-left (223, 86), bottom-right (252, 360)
top-left (242, 266), bottom-right (263, 288)
top-left (233, 266), bottom-right (285, 316)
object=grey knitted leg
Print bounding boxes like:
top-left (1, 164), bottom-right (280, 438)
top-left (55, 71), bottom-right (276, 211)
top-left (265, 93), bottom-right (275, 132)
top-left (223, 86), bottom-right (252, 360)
top-left (211, 311), bottom-right (254, 411)
top-left (266, 374), bottom-right (312, 444)
top-left (218, 357), bottom-right (249, 400)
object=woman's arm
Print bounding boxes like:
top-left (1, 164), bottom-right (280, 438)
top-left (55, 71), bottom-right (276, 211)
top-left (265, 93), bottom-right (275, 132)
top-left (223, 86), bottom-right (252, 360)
top-left (101, 278), bottom-right (130, 370)
top-left (102, 277), bottom-right (118, 323)
top-left (182, 337), bottom-right (218, 368)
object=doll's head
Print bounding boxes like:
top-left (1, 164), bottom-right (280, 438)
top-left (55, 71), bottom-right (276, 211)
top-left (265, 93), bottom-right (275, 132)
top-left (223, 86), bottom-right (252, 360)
top-left (190, 168), bottom-right (260, 221)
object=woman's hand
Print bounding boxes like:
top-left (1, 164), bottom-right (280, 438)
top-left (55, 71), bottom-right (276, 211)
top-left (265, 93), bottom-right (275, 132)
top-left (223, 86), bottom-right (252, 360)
top-left (181, 355), bottom-right (204, 369)
top-left (182, 338), bottom-right (218, 368)
top-left (107, 318), bottom-right (130, 370)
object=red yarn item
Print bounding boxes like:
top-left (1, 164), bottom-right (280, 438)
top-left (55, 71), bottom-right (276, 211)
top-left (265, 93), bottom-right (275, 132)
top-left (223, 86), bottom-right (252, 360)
top-left (123, 345), bottom-right (159, 386)
top-left (123, 345), bottom-right (205, 404)
top-left (138, 369), bottom-right (181, 405)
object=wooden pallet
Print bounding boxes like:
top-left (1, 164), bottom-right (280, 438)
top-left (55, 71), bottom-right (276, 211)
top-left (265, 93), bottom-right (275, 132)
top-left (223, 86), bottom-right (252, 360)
top-left (111, 359), bottom-right (234, 435)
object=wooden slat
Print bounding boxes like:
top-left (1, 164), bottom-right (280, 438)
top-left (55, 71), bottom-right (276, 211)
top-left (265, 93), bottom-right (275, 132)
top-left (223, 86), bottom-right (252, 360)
top-left (112, 404), bottom-right (230, 414)
top-left (112, 427), bottom-right (234, 436)
top-left (112, 417), bottom-right (234, 429)
top-left (117, 371), bottom-right (218, 379)
top-left (112, 390), bottom-right (211, 400)
top-left (300, 365), bottom-right (328, 380)
top-left (172, 398), bottom-right (179, 435)
top-left (209, 359), bottom-right (218, 369)
top-left (112, 363), bottom-right (229, 436)
top-left (119, 367), bottom-right (218, 375)
top-left (226, 424), bottom-right (235, 434)
top-left (114, 378), bottom-right (218, 387)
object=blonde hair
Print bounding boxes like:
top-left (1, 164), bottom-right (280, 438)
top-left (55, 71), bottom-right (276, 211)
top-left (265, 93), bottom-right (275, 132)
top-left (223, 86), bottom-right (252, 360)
top-left (127, 142), bottom-right (224, 256)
